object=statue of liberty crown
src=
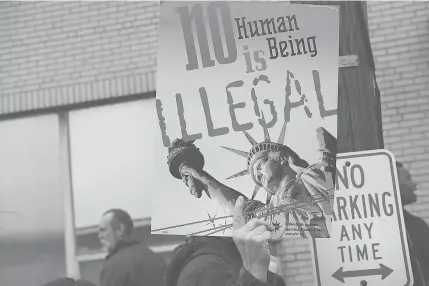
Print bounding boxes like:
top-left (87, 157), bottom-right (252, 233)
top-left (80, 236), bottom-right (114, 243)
top-left (221, 118), bottom-right (309, 187)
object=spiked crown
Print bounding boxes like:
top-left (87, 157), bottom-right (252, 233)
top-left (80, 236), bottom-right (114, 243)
top-left (245, 141), bottom-right (307, 186)
top-left (221, 118), bottom-right (309, 190)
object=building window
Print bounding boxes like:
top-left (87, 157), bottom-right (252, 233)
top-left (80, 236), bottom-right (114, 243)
top-left (0, 115), bottom-right (65, 286)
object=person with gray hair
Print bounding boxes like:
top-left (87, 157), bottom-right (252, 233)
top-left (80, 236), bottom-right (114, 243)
top-left (98, 208), bottom-right (166, 286)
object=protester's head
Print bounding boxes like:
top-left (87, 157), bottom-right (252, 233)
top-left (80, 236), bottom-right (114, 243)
top-left (396, 161), bottom-right (418, 205)
top-left (43, 277), bottom-right (96, 286)
top-left (98, 208), bottom-right (134, 252)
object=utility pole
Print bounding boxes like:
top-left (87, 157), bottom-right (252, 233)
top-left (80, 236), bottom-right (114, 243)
top-left (294, 1), bottom-right (384, 152)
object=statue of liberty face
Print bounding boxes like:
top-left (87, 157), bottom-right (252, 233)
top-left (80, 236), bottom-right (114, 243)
top-left (251, 150), bottom-right (312, 203)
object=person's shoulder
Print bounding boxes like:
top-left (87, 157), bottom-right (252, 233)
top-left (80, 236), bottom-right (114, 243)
top-left (101, 251), bottom-right (132, 282)
top-left (404, 210), bottom-right (429, 236)
top-left (180, 252), bottom-right (230, 276)
top-left (134, 242), bottom-right (161, 256)
top-left (404, 210), bottom-right (429, 226)
top-left (131, 243), bottom-right (166, 266)
top-left (104, 242), bottom-right (141, 265)
top-left (413, 215), bottom-right (429, 230)
top-left (268, 271), bottom-right (287, 286)
top-left (176, 254), bottom-right (236, 286)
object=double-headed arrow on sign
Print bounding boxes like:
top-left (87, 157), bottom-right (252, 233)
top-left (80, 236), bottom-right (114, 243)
top-left (332, 264), bottom-right (393, 283)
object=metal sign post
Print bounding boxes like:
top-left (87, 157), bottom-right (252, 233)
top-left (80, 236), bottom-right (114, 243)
top-left (311, 150), bottom-right (413, 286)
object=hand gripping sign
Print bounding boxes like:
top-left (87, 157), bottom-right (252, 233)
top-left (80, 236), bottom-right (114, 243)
top-left (311, 150), bottom-right (413, 286)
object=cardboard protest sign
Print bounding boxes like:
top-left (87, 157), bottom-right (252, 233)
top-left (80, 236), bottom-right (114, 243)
top-left (151, 1), bottom-right (339, 238)
top-left (311, 150), bottom-right (414, 286)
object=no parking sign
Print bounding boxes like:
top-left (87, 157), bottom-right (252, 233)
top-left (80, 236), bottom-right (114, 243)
top-left (311, 150), bottom-right (413, 286)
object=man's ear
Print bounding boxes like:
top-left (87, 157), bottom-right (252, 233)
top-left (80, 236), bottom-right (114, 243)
top-left (117, 222), bottom-right (126, 237)
top-left (119, 223), bottom-right (127, 236)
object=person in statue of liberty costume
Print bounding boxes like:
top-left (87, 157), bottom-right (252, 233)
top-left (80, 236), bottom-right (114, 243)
top-left (167, 121), bottom-right (337, 239)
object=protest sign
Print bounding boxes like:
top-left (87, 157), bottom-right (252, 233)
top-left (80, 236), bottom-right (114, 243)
top-left (152, 1), bottom-right (339, 238)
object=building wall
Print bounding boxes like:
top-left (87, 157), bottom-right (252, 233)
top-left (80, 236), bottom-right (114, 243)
top-left (1, 1), bottom-right (429, 286)
top-left (367, 1), bottom-right (429, 221)
top-left (0, 1), bottom-right (159, 113)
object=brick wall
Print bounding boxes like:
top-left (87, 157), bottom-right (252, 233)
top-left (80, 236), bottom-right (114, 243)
top-left (277, 237), bottom-right (314, 286)
top-left (0, 1), bottom-right (159, 112)
top-left (368, 1), bottom-right (429, 221)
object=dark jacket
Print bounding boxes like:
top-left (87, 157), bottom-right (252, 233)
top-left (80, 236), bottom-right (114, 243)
top-left (100, 238), bottom-right (166, 286)
top-left (404, 210), bottom-right (429, 286)
top-left (164, 236), bottom-right (286, 286)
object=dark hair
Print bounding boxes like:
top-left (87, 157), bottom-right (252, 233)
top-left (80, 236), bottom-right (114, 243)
top-left (103, 208), bottom-right (134, 236)
top-left (164, 241), bottom-right (198, 286)
top-left (396, 161), bottom-right (404, 168)
top-left (43, 278), bottom-right (96, 286)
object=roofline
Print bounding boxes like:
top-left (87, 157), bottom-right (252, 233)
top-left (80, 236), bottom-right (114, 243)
top-left (0, 90), bottom-right (155, 122)
top-left (0, 72), bottom-right (157, 120)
